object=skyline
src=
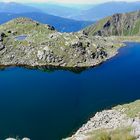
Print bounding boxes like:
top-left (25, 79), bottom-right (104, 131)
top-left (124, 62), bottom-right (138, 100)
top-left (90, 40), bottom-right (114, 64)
top-left (1, 0), bottom-right (140, 4)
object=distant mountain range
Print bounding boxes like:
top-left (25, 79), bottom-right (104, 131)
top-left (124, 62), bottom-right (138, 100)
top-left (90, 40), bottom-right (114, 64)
top-left (28, 3), bottom-right (81, 19)
top-left (77, 2), bottom-right (140, 21)
top-left (28, 2), bottom-right (140, 21)
top-left (0, 2), bottom-right (93, 32)
top-left (1, 1), bottom-right (140, 32)
top-left (0, 12), bottom-right (93, 32)
top-left (1, 1), bottom-right (140, 21)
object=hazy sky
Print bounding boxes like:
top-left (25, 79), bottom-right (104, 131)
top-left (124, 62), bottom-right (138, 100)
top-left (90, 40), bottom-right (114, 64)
top-left (1, 0), bottom-right (140, 4)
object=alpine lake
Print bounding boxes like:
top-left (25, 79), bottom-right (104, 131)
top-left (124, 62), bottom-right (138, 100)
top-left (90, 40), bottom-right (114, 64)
top-left (0, 42), bottom-right (140, 140)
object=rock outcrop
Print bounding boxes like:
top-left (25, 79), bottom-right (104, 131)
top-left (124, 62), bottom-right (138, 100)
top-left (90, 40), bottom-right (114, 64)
top-left (0, 32), bottom-right (6, 51)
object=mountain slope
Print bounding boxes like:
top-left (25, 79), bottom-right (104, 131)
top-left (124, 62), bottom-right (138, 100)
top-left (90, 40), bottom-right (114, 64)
top-left (0, 12), bottom-right (93, 32)
top-left (83, 10), bottom-right (140, 36)
top-left (0, 2), bottom-right (41, 13)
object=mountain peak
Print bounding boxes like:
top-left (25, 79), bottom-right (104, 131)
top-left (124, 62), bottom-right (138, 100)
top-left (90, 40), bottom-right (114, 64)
top-left (8, 17), bottom-right (39, 25)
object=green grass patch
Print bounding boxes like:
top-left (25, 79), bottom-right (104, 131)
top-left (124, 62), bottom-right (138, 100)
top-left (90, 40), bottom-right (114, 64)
top-left (114, 100), bottom-right (140, 118)
top-left (86, 127), bottom-right (135, 140)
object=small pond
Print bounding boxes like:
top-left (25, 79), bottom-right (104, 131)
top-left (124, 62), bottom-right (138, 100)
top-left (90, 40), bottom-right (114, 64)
top-left (15, 35), bottom-right (27, 41)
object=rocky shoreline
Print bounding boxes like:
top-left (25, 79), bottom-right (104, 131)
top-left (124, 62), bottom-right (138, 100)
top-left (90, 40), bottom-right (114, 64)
top-left (65, 100), bottom-right (140, 140)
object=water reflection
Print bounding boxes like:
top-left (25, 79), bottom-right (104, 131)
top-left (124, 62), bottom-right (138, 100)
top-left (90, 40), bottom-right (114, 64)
top-left (0, 65), bottom-right (88, 74)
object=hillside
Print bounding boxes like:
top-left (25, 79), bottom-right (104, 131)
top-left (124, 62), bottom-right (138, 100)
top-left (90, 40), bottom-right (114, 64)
top-left (0, 18), bottom-right (123, 68)
top-left (83, 10), bottom-right (140, 36)
top-left (0, 12), bottom-right (92, 32)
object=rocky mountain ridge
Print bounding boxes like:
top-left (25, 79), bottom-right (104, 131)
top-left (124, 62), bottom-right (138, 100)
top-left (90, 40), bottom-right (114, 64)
top-left (83, 10), bottom-right (140, 36)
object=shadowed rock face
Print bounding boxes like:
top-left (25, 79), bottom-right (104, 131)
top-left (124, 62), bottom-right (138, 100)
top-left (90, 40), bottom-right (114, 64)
top-left (0, 17), bottom-right (123, 68)
top-left (83, 10), bottom-right (140, 36)
top-left (0, 32), bottom-right (6, 51)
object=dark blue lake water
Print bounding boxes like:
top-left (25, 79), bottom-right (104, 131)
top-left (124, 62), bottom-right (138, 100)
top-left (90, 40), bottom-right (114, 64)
top-left (0, 42), bottom-right (140, 140)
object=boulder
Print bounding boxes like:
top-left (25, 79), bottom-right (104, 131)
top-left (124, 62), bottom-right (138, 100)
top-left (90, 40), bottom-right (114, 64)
top-left (37, 50), bottom-right (45, 60)
top-left (71, 41), bottom-right (83, 49)
top-left (47, 25), bottom-right (55, 31)
top-left (43, 46), bottom-right (50, 52)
